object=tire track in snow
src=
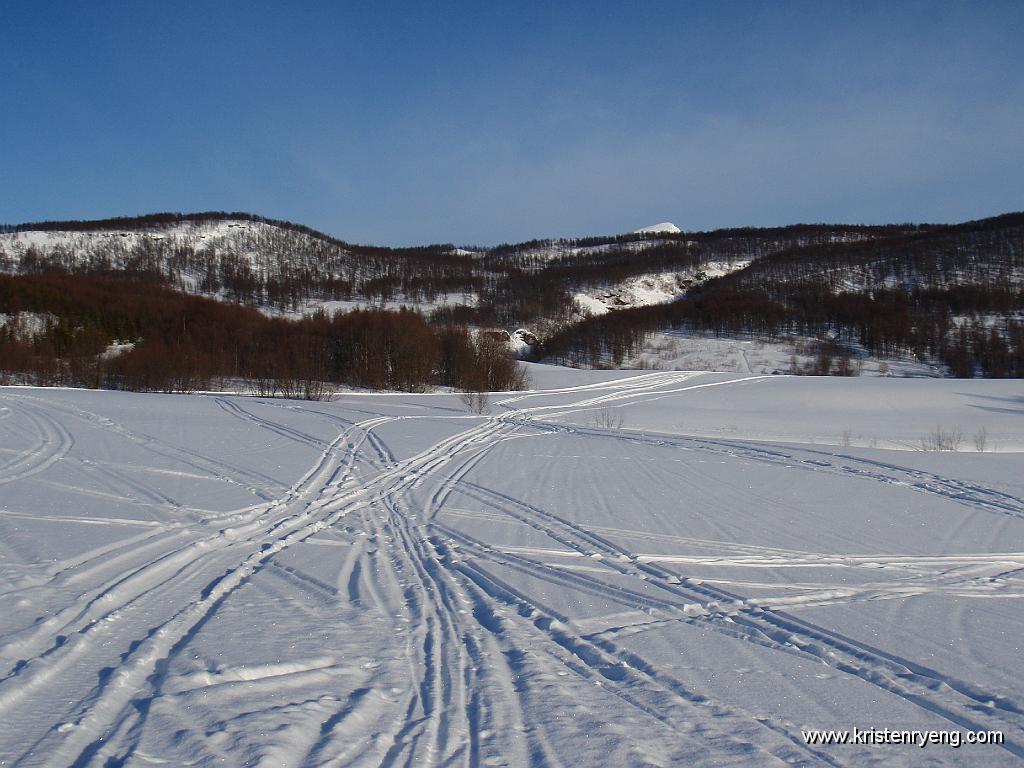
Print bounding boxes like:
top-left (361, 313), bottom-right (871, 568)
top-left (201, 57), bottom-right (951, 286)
top-left (4, 393), bottom-right (288, 500)
top-left (337, 380), bottom-right (841, 766)
top-left (262, 411), bottom-right (557, 766)
top-left (433, 537), bottom-right (844, 767)
top-left (1, 407), bottom-right (392, 639)
top-left (3, 376), bottom-right (695, 765)
top-left (438, 477), bottom-right (1024, 758)
top-left (6, 371), bottom-right (1019, 765)
top-left (362, 372), bottom-right (843, 765)
top-left (409, 371), bottom-right (1024, 758)
top-left (213, 396), bottom-right (333, 449)
top-left (0, 412), bottom-right (387, 723)
top-left (0, 400), bottom-right (74, 486)
top-left (7, 416), bottom-right (518, 766)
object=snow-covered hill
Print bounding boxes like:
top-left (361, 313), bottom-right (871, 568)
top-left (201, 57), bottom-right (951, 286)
top-left (633, 221), bottom-right (681, 234)
top-left (0, 215), bottom-right (727, 348)
top-left (0, 217), bottom-right (693, 315)
top-left (3, 212), bottom-right (1021, 380)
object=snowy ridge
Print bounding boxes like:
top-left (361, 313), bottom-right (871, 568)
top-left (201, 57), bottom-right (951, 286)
top-left (1, 220), bottom-right (310, 290)
top-left (4, 212), bottom-right (1021, 380)
top-left (633, 222), bottom-right (681, 234)
top-left (0, 219), bottom-right (482, 316)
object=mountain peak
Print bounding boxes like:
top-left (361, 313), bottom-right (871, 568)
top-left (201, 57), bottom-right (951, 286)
top-left (633, 222), bottom-right (681, 234)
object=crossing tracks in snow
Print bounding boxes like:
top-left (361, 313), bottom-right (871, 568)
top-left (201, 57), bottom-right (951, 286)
top-left (0, 371), bottom-right (1022, 766)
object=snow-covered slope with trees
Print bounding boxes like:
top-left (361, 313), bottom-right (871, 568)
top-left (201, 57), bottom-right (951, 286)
top-left (2, 211), bottom-right (1022, 381)
top-left (1, 370), bottom-right (1022, 766)
top-left (0, 217), bottom-right (477, 313)
top-left (573, 260), bottom-right (750, 316)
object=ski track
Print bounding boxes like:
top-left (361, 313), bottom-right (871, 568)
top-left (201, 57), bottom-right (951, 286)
top-left (0, 400), bottom-right (75, 486)
top-left (430, 480), bottom-right (1024, 754)
top-left (0, 372), bottom-right (1022, 766)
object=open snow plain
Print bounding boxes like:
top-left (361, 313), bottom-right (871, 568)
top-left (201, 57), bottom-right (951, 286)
top-left (1, 368), bottom-right (1022, 767)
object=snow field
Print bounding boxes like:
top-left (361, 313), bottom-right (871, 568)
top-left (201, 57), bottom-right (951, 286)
top-left (0, 368), bottom-right (1022, 766)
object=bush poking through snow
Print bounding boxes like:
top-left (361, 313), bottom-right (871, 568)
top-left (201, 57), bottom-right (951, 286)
top-left (461, 391), bottom-right (490, 415)
top-left (593, 407), bottom-right (625, 430)
top-left (973, 427), bottom-right (988, 452)
top-left (921, 425), bottom-right (964, 451)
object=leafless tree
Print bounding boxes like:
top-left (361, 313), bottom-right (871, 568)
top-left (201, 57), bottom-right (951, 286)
top-left (593, 407), bottom-right (625, 430)
top-left (921, 425), bottom-right (963, 451)
top-left (461, 390), bottom-right (490, 415)
top-left (973, 426), bottom-right (988, 452)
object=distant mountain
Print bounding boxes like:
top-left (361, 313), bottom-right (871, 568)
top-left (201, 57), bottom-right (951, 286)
top-left (634, 222), bottom-right (681, 234)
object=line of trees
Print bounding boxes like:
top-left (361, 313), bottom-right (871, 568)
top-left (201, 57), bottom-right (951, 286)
top-left (0, 274), bottom-right (527, 396)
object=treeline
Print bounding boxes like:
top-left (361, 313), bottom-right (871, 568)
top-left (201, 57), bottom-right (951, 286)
top-left (540, 279), bottom-right (1024, 376)
top-left (486, 221), bottom-right (927, 260)
top-left (0, 274), bottom-right (526, 395)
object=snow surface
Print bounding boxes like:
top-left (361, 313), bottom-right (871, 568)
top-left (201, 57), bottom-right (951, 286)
top-left (633, 222), bottom-right (682, 234)
top-left (1, 370), bottom-right (1023, 766)
top-left (261, 292), bottom-right (479, 320)
top-left (0, 312), bottom-right (56, 339)
top-left (573, 261), bottom-right (749, 316)
top-left (628, 330), bottom-right (948, 378)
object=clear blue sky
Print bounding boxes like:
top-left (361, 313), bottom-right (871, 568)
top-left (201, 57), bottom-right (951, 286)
top-left (2, 1), bottom-right (1022, 245)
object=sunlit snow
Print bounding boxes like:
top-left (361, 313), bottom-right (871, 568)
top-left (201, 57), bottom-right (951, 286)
top-left (1, 368), bottom-right (1022, 766)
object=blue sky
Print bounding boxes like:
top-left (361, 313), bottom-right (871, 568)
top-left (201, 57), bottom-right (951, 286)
top-left (2, 1), bottom-right (1022, 245)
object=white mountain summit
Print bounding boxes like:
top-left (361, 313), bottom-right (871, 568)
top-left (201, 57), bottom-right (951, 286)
top-left (633, 222), bottom-right (681, 234)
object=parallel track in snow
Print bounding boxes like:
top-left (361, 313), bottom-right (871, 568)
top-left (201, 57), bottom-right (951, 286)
top-left (0, 373), bottom-right (1021, 766)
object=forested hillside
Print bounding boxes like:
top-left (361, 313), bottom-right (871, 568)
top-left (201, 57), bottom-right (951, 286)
top-left (543, 214), bottom-right (1024, 376)
top-left (2, 210), bottom-right (1022, 391)
top-left (0, 273), bottom-right (525, 395)
top-left (0, 211), bottom-right (928, 328)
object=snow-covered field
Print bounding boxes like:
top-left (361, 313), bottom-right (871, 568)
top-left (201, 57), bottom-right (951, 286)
top-left (629, 331), bottom-right (949, 379)
top-left (1, 369), bottom-right (1023, 766)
